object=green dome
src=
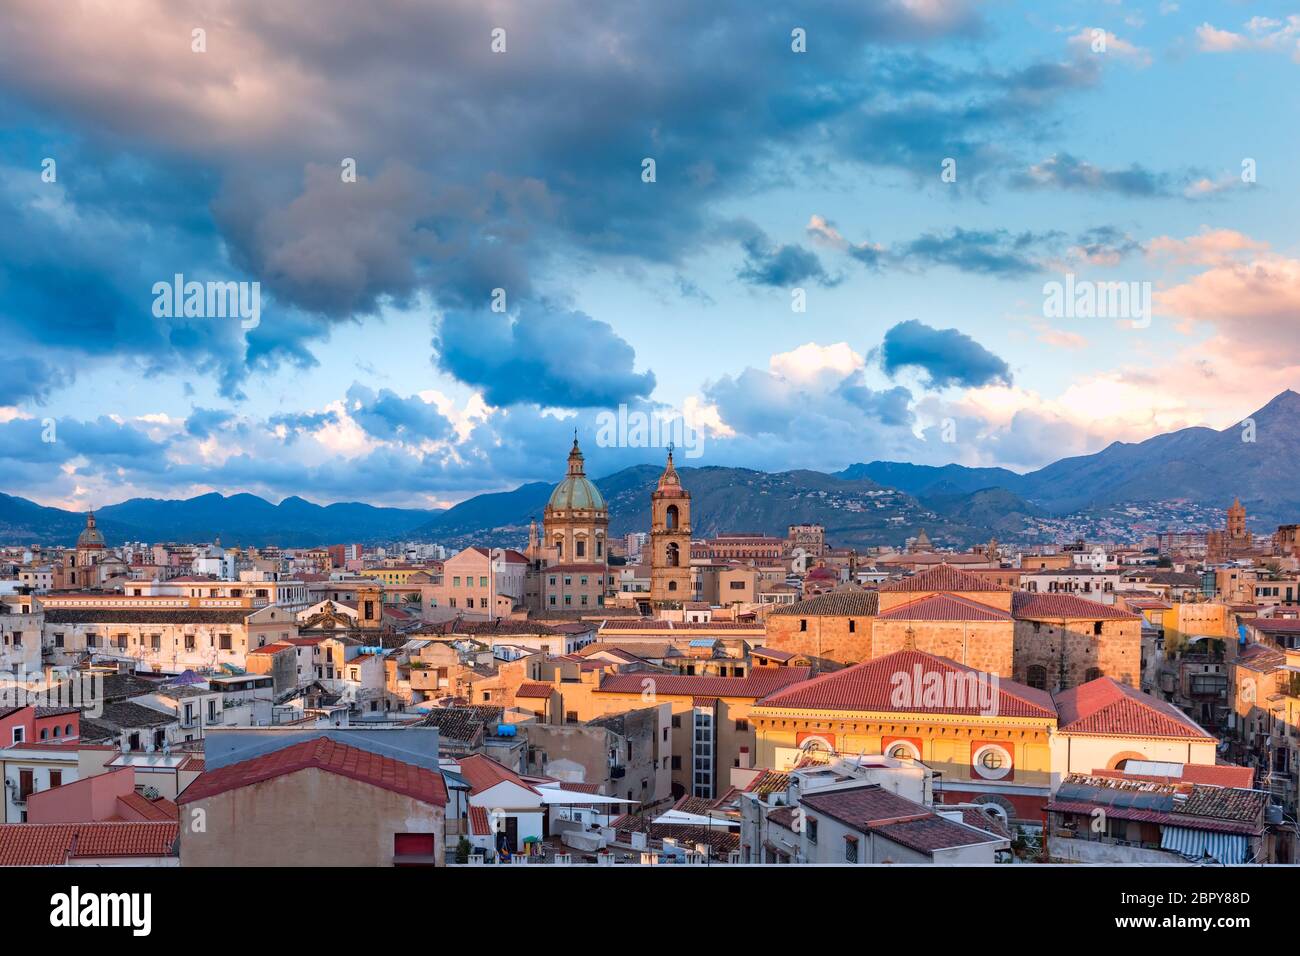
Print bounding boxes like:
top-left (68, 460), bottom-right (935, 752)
top-left (548, 439), bottom-right (606, 511)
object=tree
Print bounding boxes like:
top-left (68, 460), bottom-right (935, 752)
top-left (456, 836), bottom-right (471, 865)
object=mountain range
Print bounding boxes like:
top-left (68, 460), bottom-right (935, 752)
top-left (2, 390), bottom-right (1296, 550)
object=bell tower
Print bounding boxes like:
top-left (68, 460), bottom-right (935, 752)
top-left (650, 449), bottom-right (692, 610)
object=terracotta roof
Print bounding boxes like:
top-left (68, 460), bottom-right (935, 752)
top-left (750, 646), bottom-right (797, 662)
top-left (877, 593), bottom-right (1012, 623)
top-left (596, 667), bottom-right (810, 700)
top-left (1012, 591), bottom-right (1140, 621)
top-left (176, 737), bottom-right (448, 806)
top-left (878, 564), bottom-right (1011, 593)
top-left (799, 786), bottom-right (1002, 854)
top-left (875, 815), bottom-right (1002, 853)
top-left (1249, 618), bottom-right (1300, 635)
top-left (468, 805), bottom-right (491, 836)
top-left (756, 650), bottom-right (1056, 718)
top-left (116, 791), bottom-right (180, 821)
top-left (514, 682), bottom-right (554, 699)
top-left (767, 589), bottom-right (879, 617)
top-left (1235, 643), bottom-right (1287, 673)
top-left (0, 822), bottom-right (178, 865)
top-left (248, 642), bottom-right (295, 655)
top-left (1053, 677), bottom-right (1214, 740)
top-left (743, 769), bottom-right (790, 798)
top-left (456, 753), bottom-right (540, 796)
top-left (1088, 764), bottom-right (1256, 789)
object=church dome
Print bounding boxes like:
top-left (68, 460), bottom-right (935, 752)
top-left (547, 439), bottom-right (606, 512)
top-left (77, 512), bottom-right (106, 550)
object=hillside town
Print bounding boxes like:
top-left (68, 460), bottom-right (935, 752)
top-left (0, 440), bottom-right (1295, 868)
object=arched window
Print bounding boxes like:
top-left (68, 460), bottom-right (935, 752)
top-left (40, 728), bottom-right (48, 740)
top-left (1025, 665), bottom-right (1048, 690)
top-left (668, 581), bottom-right (678, 591)
top-left (665, 505), bottom-right (679, 530)
top-left (65, 724), bottom-right (73, 736)
top-left (554, 538), bottom-right (563, 559)
top-left (667, 543), bottom-right (679, 568)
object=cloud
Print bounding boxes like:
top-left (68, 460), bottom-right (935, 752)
top-left (433, 303), bottom-right (656, 408)
top-left (730, 221), bottom-right (838, 288)
top-left (344, 384), bottom-right (454, 444)
top-left (1196, 18), bottom-right (1300, 60)
top-left (880, 319), bottom-right (1012, 388)
top-left (894, 228), bottom-right (1060, 278)
top-left (185, 408), bottom-right (236, 439)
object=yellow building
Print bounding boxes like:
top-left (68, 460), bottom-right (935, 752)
top-left (751, 649), bottom-right (1057, 823)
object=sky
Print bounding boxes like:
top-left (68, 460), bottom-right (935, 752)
top-left (2, 0), bottom-right (1299, 510)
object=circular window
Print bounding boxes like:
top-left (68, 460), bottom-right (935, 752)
top-left (972, 744), bottom-right (1012, 780)
top-left (887, 741), bottom-right (920, 761)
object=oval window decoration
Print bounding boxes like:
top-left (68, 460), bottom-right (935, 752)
top-left (972, 743), bottom-right (1013, 781)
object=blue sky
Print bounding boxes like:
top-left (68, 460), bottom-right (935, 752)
top-left (2, 1), bottom-right (1298, 509)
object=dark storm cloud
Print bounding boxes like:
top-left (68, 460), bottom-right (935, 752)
top-left (880, 319), bottom-right (1011, 389)
top-left (0, 0), bottom-right (1107, 409)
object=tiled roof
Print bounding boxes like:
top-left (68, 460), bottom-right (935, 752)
top-left (1053, 677), bottom-right (1213, 740)
top-left (248, 642), bottom-right (295, 655)
top-left (97, 702), bottom-right (178, 729)
top-left (1045, 799), bottom-right (1259, 836)
top-left (1235, 643), bottom-right (1287, 673)
top-left (878, 564), bottom-right (1011, 593)
top-left (513, 682), bottom-right (554, 699)
top-left (468, 805), bottom-right (491, 836)
top-left (799, 786), bottom-right (1002, 855)
top-left (1012, 591), bottom-right (1140, 621)
top-left (877, 593), bottom-right (1012, 623)
top-left (875, 815), bottom-right (1002, 854)
top-left (744, 769), bottom-right (790, 798)
top-left (1180, 785), bottom-right (1268, 823)
top-left (596, 667), bottom-right (810, 700)
top-left (116, 791), bottom-right (180, 821)
top-left (1249, 618), bottom-right (1300, 635)
top-left (750, 646), bottom-right (797, 662)
top-left (417, 617), bottom-right (563, 637)
top-left (456, 753), bottom-right (539, 796)
top-left (756, 650), bottom-right (1056, 718)
top-left (0, 822), bottom-right (178, 865)
top-left (415, 707), bottom-right (488, 742)
top-left (767, 589), bottom-right (879, 617)
top-left (176, 737), bottom-right (448, 806)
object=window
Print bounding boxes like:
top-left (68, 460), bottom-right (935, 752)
top-left (806, 818), bottom-right (818, 843)
top-left (668, 581), bottom-right (677, 591)
top-left (849, 620), bottom-right (856, 633)
top-left (734, 718), bottom-right (749, 731)
top-left (729, 580), bottom-right (745, 590)
top-left (799, 619), bottom-right (808, 632)
top-left (18, 769), bottom-right (33, 802)
top-left (12, 726), bottom-right (24, 744)
top-left (53, 633), bottom-right (64, 648)
top-left (219, 633), bottom-right (233, 651)
top-left (1085, 667), bottom-right (1103, 682)
top-left (844, 836), bottom-right (858, 863)
top-left (49, 770), bottom-right (62, 789)
top-left (671, 755), bottom-right (682, 770)
top-left (576, 541), bottom-right (585, 558)
top-left (1093, 622), bottom-right (1103, 636)
top-left (479, 576), bottom-right (488, 587)
top-left (185, 635), bottom-right (196, 651)
top-left (1025, 665), bottom-right (1047, 690)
